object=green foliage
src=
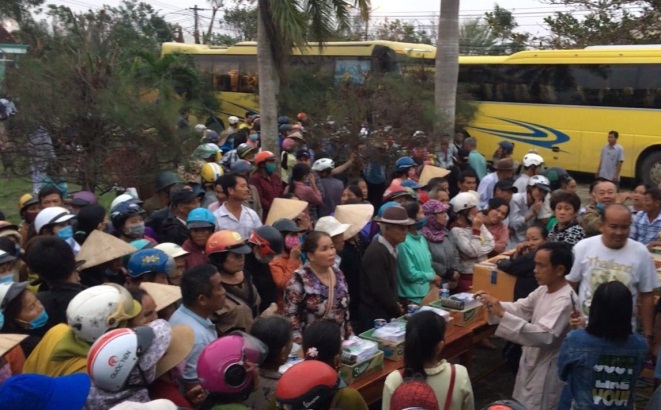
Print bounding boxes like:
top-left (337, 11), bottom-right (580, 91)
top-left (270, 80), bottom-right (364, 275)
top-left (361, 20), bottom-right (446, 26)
top-left (484, 4), bottom-right (529, 54)
top-left (4, 1), bottom-right (212, 194)
top-left (278, 65), bottom-right (476, 149)
top-left (540, 0), bottom-right (661, 48)
top-left (460, 18), bottom-right (497, 55)
top-left (373, 19), bottom-right (434, 44)
top-left (0, 0), bottom-right (44, 23)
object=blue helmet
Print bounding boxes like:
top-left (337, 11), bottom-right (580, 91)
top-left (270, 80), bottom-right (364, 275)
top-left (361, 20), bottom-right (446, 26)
top-left (127, 249), bottom-right (174, 278)
top-left (230, 159), bottom-right (252, 175)
top-left (277, 115), bottom-right (290, 125)
top-left (395, 156), bottom-right (415, 172)
top-left (186, 208), bottom-right (216, 229)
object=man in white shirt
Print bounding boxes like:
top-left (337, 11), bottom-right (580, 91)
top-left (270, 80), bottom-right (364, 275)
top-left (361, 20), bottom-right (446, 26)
top-left (477, 158), bottom-right (514, 209)
top-left (567, 204), bottom-right (659, 342)
top-left (514, 152), bottom-right (544, 193)
top-left (509, 175), bottom-right (552, 244)
top-left (596, 130), bottom-right (624, 185)
top-left (213, 174), bottom-right (262, 239)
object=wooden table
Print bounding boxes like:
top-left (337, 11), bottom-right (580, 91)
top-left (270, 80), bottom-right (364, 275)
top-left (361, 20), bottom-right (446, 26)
top-left (351, 325), bottom-right (473, 406)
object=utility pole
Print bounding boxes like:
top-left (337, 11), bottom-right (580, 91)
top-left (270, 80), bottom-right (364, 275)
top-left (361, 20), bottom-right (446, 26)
top-left (189, 5), bottom-right (210, 44)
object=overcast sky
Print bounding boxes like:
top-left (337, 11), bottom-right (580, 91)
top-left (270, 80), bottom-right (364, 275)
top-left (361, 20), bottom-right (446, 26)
top-left (36, 0), bottom-right (575, 40)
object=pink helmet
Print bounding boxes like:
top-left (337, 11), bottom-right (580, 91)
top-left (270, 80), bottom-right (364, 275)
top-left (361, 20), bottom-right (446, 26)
top-left (197, 332), bottom-right (268, 394)
top-left (282, 138), bottom-right (297, 152)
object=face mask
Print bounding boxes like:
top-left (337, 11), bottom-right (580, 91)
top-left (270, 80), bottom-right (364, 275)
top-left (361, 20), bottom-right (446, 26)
top-left (416, 217), bottom-right (428, 230)
top-left (21, 309), bottom-right (49, 330)
top-left (57, 226), bottom-right (73, 241)
top-left (0, 274), bottom-right (14, 284)
top-left (126, 223), bottom-right (145, 239)
top-left (285, 235), bottom-right (300, 252)
top-left (265, 163), bottom-right (276, 174)
top-left (249, 134), bottom-right (259, 141)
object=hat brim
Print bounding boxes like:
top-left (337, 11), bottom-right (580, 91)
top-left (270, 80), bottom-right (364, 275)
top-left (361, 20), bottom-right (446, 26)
top-left (187, 222), bottom-right (215, 230)
top-left (51, 373), bottom-right (91, 409)
top-left (76, 231), bottom-right (137, 270)
top-left (373, 216), bottom-right (416, 226)
top-left (140, 282), bottom-right (182, 312)
top-left (229, 243), bottom-right (253, 254)
top-left (53, 214), bottom-right (76, 225)
top-left (2, 281), bottom-right (29, 308)
top-left (334, 204), bottom-right (374, 240)
top-left (70, 199), bottom-right (91, 206)
top-left (154, 325), bottom-right (194, 379)
top-left (535, 184), bottom-right (552, 192)
top-left (0, 333), bottom-right (28, 356)
top-left (418, 165), bottom-right (451, 187)
top-left (0, 253), bottom-right (16, 264)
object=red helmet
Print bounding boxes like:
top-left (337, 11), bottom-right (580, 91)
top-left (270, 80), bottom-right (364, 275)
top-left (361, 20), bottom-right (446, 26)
top-left (282, 138), bottom-right (297, 151)
top-left (254, 151), bottom-right (275, 166)
top-left (296, 112), bottom-right (308, 122)
top-left (206, 230), bottom-right (252, 255)
top-left (276, 361), bottom-right (339, 409)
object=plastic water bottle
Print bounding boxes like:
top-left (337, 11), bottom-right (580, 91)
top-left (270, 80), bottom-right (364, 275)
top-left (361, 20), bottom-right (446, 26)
top-left (440, 284), bottom-right (450, 299)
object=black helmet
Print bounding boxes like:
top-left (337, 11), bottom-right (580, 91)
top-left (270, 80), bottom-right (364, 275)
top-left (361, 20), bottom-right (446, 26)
top-left (154, 171), bottom-right (180, 192)
top-left (249, 226), bottom-right (283, 256)
top-left (542, 167), bottom-right (570, 191)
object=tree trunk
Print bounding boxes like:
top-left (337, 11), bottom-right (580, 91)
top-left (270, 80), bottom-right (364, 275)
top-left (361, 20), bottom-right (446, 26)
top-left (256, 8), bottom-right (280, 156)
top-left (435, 0), bottom-right (460, 136)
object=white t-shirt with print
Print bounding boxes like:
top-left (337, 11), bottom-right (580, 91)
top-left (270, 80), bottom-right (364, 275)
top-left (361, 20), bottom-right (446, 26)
top-left (567, 235), bottom-right (660, 327)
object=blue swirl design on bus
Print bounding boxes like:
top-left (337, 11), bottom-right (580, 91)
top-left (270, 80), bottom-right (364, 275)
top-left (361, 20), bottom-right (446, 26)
top-left (467, 117), bottom-right (570, 150)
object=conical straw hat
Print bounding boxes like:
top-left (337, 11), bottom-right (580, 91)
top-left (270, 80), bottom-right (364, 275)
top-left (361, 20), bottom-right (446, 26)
top-left (334, 204), bottom-right (374, 240)
top-left (140, 282), bottom-right (182, 312)
top-left (76, 230), bottom-right (138, 270)
top-left (419, 165), bottom-right (451, 187)
top-left (0, 334), bottom-right (28, 356)
top-left (265, 198), bottom-right (309, 226)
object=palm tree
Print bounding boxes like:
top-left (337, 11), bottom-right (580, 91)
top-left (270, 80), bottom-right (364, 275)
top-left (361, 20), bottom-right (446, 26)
top-left (435, 0), bottom-right (460, 136)
top-left (256, 0), bottom-right (370, 154)
top-left (460, 18), bottom-right (496, 56)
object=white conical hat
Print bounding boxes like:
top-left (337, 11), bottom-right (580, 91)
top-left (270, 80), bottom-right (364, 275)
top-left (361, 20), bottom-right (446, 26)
top-left (140, 282), bottom-right (182, 312)
top-left (334, 204), bottom-right (374, 240)
top-left (76, 230), bottom-right (138, 270)
top-left (265, 198), bottom-right (309, 226)
top-left (0, 334), bottom-right (28, 356)
top-left (419, 165), bottom-right (451, 187)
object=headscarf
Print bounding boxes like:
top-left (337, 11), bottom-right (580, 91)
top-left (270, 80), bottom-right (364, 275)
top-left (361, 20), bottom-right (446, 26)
top-left (85, 319), bottom-right (172, 409)
top-left (420, 200), bottom-right (450, 243)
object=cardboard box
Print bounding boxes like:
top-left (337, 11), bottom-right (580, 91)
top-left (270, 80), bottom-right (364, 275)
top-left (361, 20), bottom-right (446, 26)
top-left (429, 300), bottom-right (484, 327)
top-left (472, 258), bottom-right (517, 302)
top-left (359, 329), bottom-right (405, 361)
top-left (338, 351), bottom-right (384, 384)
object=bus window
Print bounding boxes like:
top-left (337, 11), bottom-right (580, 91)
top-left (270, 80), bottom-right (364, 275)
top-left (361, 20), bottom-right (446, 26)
top-left (211, 58), bottom-right (240, 92)
top-left (372, 46), bottom-right (399, 74)
top-left (238, 55), bottom-right (258, 93)
top-left (334, 58), bottom-right (371, 85)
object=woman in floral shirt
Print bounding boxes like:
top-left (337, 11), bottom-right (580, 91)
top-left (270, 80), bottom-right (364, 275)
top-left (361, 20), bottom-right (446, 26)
top-left (284, 231), bottom-right (352, 342)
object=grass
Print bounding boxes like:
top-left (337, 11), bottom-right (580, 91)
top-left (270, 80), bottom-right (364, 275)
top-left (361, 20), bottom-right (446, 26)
top-left (0, 174), bottom-right (115, 223)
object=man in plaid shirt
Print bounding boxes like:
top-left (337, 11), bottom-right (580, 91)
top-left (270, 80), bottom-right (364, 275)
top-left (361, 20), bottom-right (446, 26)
top-left (630, 187), bottom-right (661, 247)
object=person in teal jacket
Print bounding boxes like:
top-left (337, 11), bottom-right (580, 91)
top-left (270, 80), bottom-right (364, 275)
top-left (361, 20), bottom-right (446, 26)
top-left (397, 201), bottom-right (439, 304)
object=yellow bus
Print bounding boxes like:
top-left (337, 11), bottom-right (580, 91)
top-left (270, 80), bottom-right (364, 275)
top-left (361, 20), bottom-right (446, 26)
top-left (162, 41), bottom-right (661, 184)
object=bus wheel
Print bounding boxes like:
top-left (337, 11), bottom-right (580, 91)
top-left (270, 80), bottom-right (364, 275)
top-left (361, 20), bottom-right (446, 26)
top-left (640, 151), bottom-right (661, 186)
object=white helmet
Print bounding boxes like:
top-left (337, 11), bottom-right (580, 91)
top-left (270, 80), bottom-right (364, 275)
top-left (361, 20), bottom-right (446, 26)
top-left (527, 175), bottom-right (551, 192)
top-left (312, 158), bottom-right (335, 172)
top-left (87, 326), bottom-right (155, 391)
top-left (194, 124), bottom-right (207, 133)
top-left (154, 243), bottom-right (189, 259)
top-left (522, 153), bottom-right (544, 167)
top-left (34, 206), bottom-right (75, 234)
top-left (66, 284), bottom-right (141, 344)
top-left (450, 190), bottom-right (479, 213)
top-left (228, 116), bottom-right (240, 125)
top-left (111, 193), bottom-right (139, 210)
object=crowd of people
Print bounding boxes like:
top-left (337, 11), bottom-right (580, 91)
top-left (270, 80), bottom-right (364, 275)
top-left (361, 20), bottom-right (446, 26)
top-left (0, 113), bottom-right (659, 410)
